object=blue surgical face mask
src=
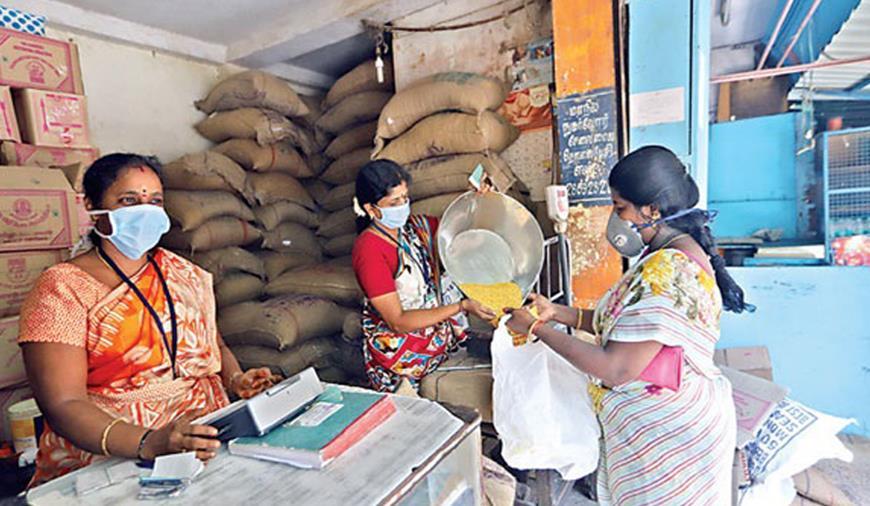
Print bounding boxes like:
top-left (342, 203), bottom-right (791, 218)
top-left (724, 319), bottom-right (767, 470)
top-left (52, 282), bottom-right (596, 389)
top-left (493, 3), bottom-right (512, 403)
top-left (376, 202), bottom-right (411, 230)
top-left (90, 204), bottom-right (170, 260)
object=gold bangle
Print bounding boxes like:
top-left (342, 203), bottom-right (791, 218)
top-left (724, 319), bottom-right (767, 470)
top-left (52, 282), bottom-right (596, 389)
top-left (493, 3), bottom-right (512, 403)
top-left (100, 418), bottom-right (124, 456)
top-left (527, 319), bottom-right (544, 342)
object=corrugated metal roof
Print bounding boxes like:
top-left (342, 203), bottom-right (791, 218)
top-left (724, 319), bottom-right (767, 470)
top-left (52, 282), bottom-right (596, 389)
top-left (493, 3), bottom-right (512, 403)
top-left (794, 1), bottom-right (870, 95)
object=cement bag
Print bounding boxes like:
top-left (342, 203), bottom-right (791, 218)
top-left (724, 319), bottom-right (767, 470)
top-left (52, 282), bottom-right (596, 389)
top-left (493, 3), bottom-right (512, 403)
top-left (254, 201), bottom-right (319, 231)
top-left (195, 70), bottom-right (309, 117)
top-left (258, 250), bottom-right (321, 281)
top-left (320, 148), bottom-right (371, 185)
top-left (324, 234), bottom-right (356, 258)
top-left (214, 139), bottom-right (314, 178)
top-left (325, 121), bottom-right (377, 159)
top-left (411, 193), bottom-right (463, 218)
top-left (219, 295), bottom-right (342, 350)
top-left (162, 218), bottom-right (262, 253)
top-left (374, 72), bottom-right (508, 153)
top-left (162, 152), bottom-right (250, 200)
top-left (231, 338), bottom-right (337, 377)
top-left (318, 208), bottom-right (356, 238)
top-left (491, 318), bottom-right (600, 480)
top-left (408, 153), bottom-right (517, 199)
top-left (215, 273), bottom-right (264, 308)
top-left (247, 172), bottom-right (315, 209)
top-left (192, 247), bottom-right (265, 284)
top-left (324, 59), bottom-right (394, 110)
top-left (317, 91), bottom-right (391, 135)
top-left (164, 190), bottom-right (255, 232)
top-left (266, 264), bottom-right (363, 307)
top-left (376, 111), bottom-right (519, 165)
top-left (261, 222), bottom-right (323, 257)
top-left (196, 108), bottom-right (317, 155)
top-left (321, 182), bottom-right (355, 212)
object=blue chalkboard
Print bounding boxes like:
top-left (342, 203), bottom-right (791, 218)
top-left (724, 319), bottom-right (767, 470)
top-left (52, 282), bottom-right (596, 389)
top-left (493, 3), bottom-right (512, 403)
top-left (556, 88), bottom-right (619, 205)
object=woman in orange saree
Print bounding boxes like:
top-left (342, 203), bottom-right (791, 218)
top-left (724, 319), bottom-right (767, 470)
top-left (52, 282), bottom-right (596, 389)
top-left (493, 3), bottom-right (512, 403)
top-left (19, 154), bottom-right (276, 486)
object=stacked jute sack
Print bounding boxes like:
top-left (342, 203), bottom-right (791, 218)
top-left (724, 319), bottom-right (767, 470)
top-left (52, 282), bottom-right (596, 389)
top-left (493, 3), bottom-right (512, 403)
top-left (159, 70), bottom-right (366, 384)
top-left (304, 59), bottom-right (394, 267)
top-left (371, 71), bottom-right (527, 217)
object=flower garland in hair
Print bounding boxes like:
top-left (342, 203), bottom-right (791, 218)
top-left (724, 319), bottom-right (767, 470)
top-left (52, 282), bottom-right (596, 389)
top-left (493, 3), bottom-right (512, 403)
top-left (352, 197), bottom-right (367, 218)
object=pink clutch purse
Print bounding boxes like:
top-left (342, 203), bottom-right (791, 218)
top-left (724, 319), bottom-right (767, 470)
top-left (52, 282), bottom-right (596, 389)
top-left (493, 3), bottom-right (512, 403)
top-left (638, 345), bottom-right (684, 392)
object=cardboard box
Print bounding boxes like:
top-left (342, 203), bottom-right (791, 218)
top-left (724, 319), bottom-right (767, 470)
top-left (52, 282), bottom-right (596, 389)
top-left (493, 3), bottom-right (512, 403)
top-left (0, 249), bottom-right (67, 318)
top-left (0, 86), bottom-right (19, 142)
top-left (420, 350), bottom-right (493, 422)
top-left (714, 346), bottom-right (773, 381)
top-left (0, 317), bottom-right (24, 389)
top-left (75, 193), bottom-right (90, 241)
top-left (0, 167), bottom-right (78, 251)
top-left (14, 89), bottom-right (90, 148)
top-left (0, 28), bottom-right (83, 94)
top-left (720, 366), bottom-right (787, 448)
top-left (58, 162), bottom-right (87, 193)
top-left (0, 141), bottom-right (99, 169)
top-left (0, 382), bottom-right (32, 442)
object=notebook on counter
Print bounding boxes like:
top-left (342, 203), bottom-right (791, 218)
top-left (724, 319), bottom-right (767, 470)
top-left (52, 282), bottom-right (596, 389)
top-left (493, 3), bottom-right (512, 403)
top-left (228, 386), bottom-right (397, 469)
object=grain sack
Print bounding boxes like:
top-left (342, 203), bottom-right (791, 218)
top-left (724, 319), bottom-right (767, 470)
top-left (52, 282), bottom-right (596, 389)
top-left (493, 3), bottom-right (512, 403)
top-left (192, 247), bottom-right (265, 284)
top-left (213, 139), bottom-right (313, 178)
top-left (318, 208), bottom-right (356, 238)
top-left (342, 311), bottom-right (363, 342)
top-left (215, 273), bottom-right (264, 308)
top-left (326, 255), bottom-right (353, 267)
top-left (258, 250), bottom-right (321, 281)
top-left (161, 217), bottom-right (262, 253)
top-left (219, 295), bottom-right (342, 350)
top-left (316, 367), bottom-right (350, 384)
top-left (164, 190), bottom-right (255, 232)
top-left (376, 111), bottom-right (518, 165)
top-left (306, 153), bottom-right (328, 177)
top-left (324, 59), bottom-right (394, 110)
top-left (374, 72), bottom-right (508, 152)
top-left (303, 179), bottom-right (333, 207)
top-left (320, 148), bottom-right (371, 185)
top-left (321, 182), bottom-right (355, 212)
top-left (195, 70), bottom-right (308, 117)
top-left (325, 121), bottom-right (377, 159)
top-left (411, 193), bottom-right (462, 218)
top-left (331, 337), bottom-right (366, 379)
top-left (408, 153), bottom-right (517, 200)
top-left (254, 201), bottom-right (319, 231)
top-left (196, 108), bottom-right (317, 155)
top-left (231, 338), bottom-right (337, 377)
top-left (261, 222), bottom-right (323, 257)
top-left (266, 264), bottom-right (362, 307)
top-left (317, 91), bottom-right (391, 135)
top-left (247, 172), bottom-right (315, 209)
top-left (162, 152), bottom-right (250, 200)
top-left (299, 94), bottom-right (324, 131)
top-left (324, 234), bottom-right (356, 257)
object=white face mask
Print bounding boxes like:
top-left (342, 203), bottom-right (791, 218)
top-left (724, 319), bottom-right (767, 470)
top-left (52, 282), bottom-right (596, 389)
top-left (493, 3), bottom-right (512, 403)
top-left (89, 204), bottom-right (170, 259)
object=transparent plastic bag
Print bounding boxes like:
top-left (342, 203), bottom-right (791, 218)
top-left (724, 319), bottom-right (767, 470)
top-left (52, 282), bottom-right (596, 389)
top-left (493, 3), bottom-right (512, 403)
top-left (491, 318), bottom-right (600, 480)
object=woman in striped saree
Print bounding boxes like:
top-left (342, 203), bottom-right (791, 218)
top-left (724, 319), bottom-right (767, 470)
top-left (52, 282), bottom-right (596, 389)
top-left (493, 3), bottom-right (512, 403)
top-left (19, 154), bottom-right (277, 486)
top-left (506, 146), bottom-right (753, 505)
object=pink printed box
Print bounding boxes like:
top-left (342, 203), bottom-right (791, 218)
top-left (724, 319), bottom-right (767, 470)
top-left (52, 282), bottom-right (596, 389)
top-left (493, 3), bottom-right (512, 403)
top-left (0, 167), bottom-right (78, 252)
top-left (14, 88), bottom-right (91, 148)
top-left (0, 86), bottom-right (20, 142)
top-left (0, 27), bottom-right (84, 94)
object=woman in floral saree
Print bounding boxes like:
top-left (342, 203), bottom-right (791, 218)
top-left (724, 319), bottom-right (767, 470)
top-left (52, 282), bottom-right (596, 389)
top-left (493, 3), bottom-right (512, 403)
top-left (506, 146), bottom-right (753, 505)
top-left (19, 154), bottom-right (277, 486)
